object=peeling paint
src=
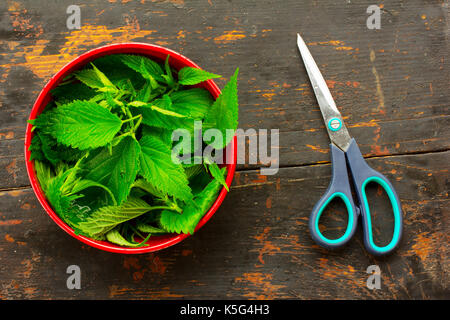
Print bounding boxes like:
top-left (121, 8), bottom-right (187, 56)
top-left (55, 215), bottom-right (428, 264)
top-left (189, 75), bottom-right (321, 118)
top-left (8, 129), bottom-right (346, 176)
top-left (235, 272), bottom-right (286, 299)
top-left (5, 159), bottom-right (19, 182)
top-left (0, 22), bottom-right (156, 81)
top-left (306, 144), bottom-right (329, 154)
top-left (0, 131), bottom-right (15, 140)
top-left (108, 285), bottom-right (183, 298)
top-left (308, 40), bottom-right (358, 52)
top-left (214, 30), bottom-right (246, 43)
top-left (253, 227), bottom-right (280, 265)
top-left (370, 49), bottom-right (385, 115)
top-left (0, 219), bottom-right (23, 226)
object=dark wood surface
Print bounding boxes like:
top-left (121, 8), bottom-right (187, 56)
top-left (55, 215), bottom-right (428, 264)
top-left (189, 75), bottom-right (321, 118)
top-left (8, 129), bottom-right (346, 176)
top-left (0, 0), bottom-right (448, 299)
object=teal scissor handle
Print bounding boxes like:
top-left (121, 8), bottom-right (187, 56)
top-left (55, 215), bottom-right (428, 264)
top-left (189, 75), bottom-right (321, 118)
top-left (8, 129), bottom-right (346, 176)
top-left (310, 140), bottom-right (403, 255)
top-left (309, 144), bottom-right (358, 249)
top-left (346, 139), bottom-right (403, 255)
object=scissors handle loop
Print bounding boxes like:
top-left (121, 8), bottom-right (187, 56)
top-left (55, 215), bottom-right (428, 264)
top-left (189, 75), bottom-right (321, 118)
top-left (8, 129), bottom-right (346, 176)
top-left (309, 144), bottom-right (358, 249)
top-left (346, 139), bottom-right (403, 255)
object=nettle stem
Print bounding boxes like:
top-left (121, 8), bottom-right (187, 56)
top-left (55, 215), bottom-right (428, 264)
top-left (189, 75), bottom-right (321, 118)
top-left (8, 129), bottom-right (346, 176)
top-left (145, 205), bottom-right (177, 212)
top-left (122, 114), bottom-right (141, 124)
top-left (132, 115), bottom-right (143, 133)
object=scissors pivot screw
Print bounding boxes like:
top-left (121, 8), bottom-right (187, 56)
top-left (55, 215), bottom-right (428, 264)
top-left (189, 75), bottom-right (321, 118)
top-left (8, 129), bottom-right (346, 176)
top-left (328, 118), bottom-right (342, 131)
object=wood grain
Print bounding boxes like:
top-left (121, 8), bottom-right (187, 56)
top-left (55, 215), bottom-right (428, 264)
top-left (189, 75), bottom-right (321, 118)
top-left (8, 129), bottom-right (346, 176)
top-left (0, 0), bottom-right (448, 299)
top-left (0, 152), bottom-right (448, 299)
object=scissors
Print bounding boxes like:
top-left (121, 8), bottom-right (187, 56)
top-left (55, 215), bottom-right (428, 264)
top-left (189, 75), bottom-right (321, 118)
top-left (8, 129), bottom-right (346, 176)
top-left (296, 34), bottom-right (403, 255)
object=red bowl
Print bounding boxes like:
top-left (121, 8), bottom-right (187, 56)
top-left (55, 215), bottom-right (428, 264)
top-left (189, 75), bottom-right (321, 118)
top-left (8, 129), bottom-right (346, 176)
top-left (24, 43), bottom-right (237, 254)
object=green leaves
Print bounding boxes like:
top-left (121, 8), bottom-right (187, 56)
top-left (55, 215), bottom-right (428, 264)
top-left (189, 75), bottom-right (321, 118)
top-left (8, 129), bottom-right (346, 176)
top-left (106, 228), bottom-right (151, 247)
top-left (29, 53), bottom-right (238, 247)
top-left (74, 64), bottom-right (117, 94)
top-left (139, 135), bottom-right (193, 203)
top-left (120, 54), bottom-right (164, 83)
top-left (170, 88), bottom-right (214, 119)
top-left (34, 160), bottom-right (52, 193)
top-left (203, 68), bottom-right (239, 149)
top-left (51, 82), bottom-right (97, 104)
top-left (206, 162), bottom-right (229, 191)
top-left (43, 165), bottom-right (99, 228)
top-left (132, 178), bottom-right (165, 199)
top-left (76, 197), bottom-right (154, 238)
top-left (82, 136), bottom-right (140, 205)
top-left (32, 100), bottom-right (123, 150)
top-left (160, 168), bottom-right (225, 235)
top-left (139, 104), bottom-right (195, 131)
top-left (178, 67), bottom-right (221, 85)
top-left (74, 69), bottom-right (105, 90)
top-left (33, 131), bottom-right (84, 165)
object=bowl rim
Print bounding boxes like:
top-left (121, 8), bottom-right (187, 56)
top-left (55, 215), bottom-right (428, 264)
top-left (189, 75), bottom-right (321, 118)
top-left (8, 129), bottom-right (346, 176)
top-left (24, 42), bottom-right (237, 254)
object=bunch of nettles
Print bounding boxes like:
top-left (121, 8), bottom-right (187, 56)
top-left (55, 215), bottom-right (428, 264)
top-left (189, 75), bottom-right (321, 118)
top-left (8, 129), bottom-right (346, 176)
top-left (28, 53), bottom-right (238, 247)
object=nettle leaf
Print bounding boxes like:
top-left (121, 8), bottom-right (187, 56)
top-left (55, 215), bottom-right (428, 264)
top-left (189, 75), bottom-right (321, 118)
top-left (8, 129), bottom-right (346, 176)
top-left (184, 164), bottom-right (204, 180)
top-left (170, 88), bottom-right (214, 119)
top-left (73, 185), bottom-right (115, 214)
top-left (137, 99), bottom-right (196, 132)
top-left (28, 134), bottom-right (46, 162)
top-left (135, 80), bottom-right (152, 102)
top-left (105, 227), bottom-right (150, 247)
top-left (82, 136), bottom-right (140, 205)
top-left (159, 169), bottom-right (225, 235)
top-left (76, 197), bottom-right (153, 238)
top-left (135, 221), bottom-right (167, 235)
top-left (74, 69), bottom-right (104, 89)
top-left (34, 131), bottom-right (84, 165)
top-left (91, 54), bottom-right (145, 88)
top-left (128, 101), bottom-right (147, 107)
top-left (162, 55), bottom-right (176, 87)
top-left (74, 64), bottom-right (118, 93)
top-left (141, 125), bottom-right (173, 146)
top-left (206, 162), bottom-right (229, 191)
top-left (51, 82), bottom-right (97, 104)
top-left (189, 169), bottom-right (213, 195)
top-left (136, 211), bottom-right (161, 225)
top-left (33, 100), bottom-right (123, 150)
top-left (115, 79), bottom-right (136, 97)
top-left (50, 175), bottom-right (116, 225)
top-left (203, 68), bottom-right (239, 149)
top-left (139, 135), bottom-right (193, 203)
top-left (145, 96), bottom-right (186, 118)
top-left (120, 55), bottom-right (164, 82)
top-left (178, 67), bottom-right (221, 85)
top-left (44, 167), bottom-right (89, 229)
top-left (132, 178), bottom-right (165, 199)
top-left (91, 63), bottom-right (117, 88)
top-left (129, 185), bottom-right (148, 199)
top-left (70, 179), bottom-right (117, 206)
top-left (103, 91), bottom-right (124, 110)
top-left (34, 160), bottom-right (53, 194)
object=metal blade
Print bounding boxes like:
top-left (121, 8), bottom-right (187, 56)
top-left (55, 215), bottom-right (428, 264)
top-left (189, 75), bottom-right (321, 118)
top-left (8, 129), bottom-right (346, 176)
top-left (297, 33), bottom-right (353, 152)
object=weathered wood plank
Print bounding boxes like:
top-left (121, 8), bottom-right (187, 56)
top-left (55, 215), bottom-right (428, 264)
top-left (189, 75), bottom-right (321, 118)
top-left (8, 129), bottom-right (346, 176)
top-left (0, 0), bottom-right (448, 301)
top-left (0, 151), bottom-right (447, 299)
top-left (0, 0), bottom-right (448, 188)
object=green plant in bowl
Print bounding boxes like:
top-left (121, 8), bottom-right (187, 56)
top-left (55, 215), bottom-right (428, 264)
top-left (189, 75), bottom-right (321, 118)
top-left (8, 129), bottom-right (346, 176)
top-left (28, 53), bottom-right (239, 247)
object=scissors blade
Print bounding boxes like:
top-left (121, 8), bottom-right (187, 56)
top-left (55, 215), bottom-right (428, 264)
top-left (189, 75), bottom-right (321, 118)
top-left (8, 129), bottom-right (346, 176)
top-left (297, 33), bottom-right (353, 152)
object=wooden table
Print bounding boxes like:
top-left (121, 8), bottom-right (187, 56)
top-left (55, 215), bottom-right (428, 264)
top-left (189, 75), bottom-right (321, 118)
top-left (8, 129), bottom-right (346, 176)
top-left (0, 0), bottom-right (448, 299)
